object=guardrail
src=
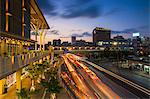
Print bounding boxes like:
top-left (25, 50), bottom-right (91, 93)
top-left (0, 51), bottom-right (49, 79)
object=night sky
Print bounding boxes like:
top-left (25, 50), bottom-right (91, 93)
top-left (35, 0), bottom-right (150, 43)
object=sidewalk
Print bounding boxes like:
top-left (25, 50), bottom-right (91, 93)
top-left (0, 77), bottom-right (48, 99)
top-left (0, 62), bottom-right (70, 99)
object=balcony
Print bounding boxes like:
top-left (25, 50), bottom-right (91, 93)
top-left (0, 51), bottom-right (49, 79)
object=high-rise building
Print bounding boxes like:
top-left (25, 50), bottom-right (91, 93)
top-left (45, 41), bottom-right (51, 50)
top-left (48, 41), bottom-right (51, 45)
top-left (53, 39), bottom-right (61, 46)
top-left (72, 36), bottom-right (76, 44)
top-left (61, 41), bottom-right (71, 46)
top-left (93, 27), bottom-right (111, 44)
top-left (73, 39), bottom-right (87, 46)
top-left (113, 35), bottom-right (124, 40)
top-left (132, 36), bottom-right (150, 55)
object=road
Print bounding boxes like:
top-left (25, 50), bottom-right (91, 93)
top-left (61, 53), bottom-right (150, 98)
top-left (62, 55), bottom-right (97, 99)
top-left (98, 62), bottom-right (150, 89)
top-left (65, 53), bottom-right (150, 98)
top-left (67, 55), bottom-right (120, 99)
top-left (63, 53), bottom-right (142, 98)
top-left (68, 58), bottom-right (107, 98)
top-left (88, 66), bottom-right (138, 98)
top-left (71, 53), bottom-right (150, 98)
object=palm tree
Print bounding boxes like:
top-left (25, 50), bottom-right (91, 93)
top-left (40, 77), bottom-right (62, 99)
top-left (40, 66), bottom-right (62, 99)
top-left (37, 61), bottom-right (50, 80)
top-left (37, 63), bottom-right (46, 80)
top-left (43, 60), bottom-right (50, 72)
top-left (26, 60), bottom-right (51, 92)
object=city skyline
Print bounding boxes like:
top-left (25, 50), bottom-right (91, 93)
top-left (0, 0), bottom-right (149, 98)
top-left (33, 0), bottom-right (150, 43)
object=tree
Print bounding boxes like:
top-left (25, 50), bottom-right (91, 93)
top-left (37, 63), bottom-right (46, 80)
top-left (16, 88), bottom-right (30, 99)
top-left (40, 66), bottom-right (62, 99)
top-left (26, 64), bottom-right (39, 91)
top-left (37, 61), bottom-right (50, 80)
top-left (26, 60), bottom-right (50, 91)
top-left (40, 77), bottom-right (62, 99)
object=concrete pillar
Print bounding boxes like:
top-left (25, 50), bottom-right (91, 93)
top-left (43, 44), bottom-right (45, 51)
top-left (16, 69), bottom-right (22, 92)
top-left (35, 42), bottom-right (37, 51)
top-left (35, 32), bottom-right (38, 50)
top-left (0, 78), bottom-right (6, 94)
top-left (1, 39), bottom-right (7, 56)
top-left (40, 35), bottom-right (42, 51)
top-left (39, 59), bottom-right (43, 64)
top-left (49, 46), bottom-right (54, 65)
top-left (29, 62), bottom-right (33, 67)
top-left (15, 44), bottom-right (18, 55)
top-left (19, 43), bottom-right (23, 54)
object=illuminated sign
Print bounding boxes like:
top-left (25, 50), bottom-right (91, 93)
top-left (133, 32), bottom-right (140, 37)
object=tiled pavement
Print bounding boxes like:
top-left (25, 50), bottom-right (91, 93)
top-left (0, 77), bottom-right (70, 99)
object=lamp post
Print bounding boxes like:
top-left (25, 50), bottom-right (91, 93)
top-left (113, 41), bottom-right (119, 67)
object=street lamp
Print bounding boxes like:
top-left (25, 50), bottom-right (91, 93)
top-left (113, 42), bottom-right (118, 46)
top-left (113, 41), bottom-right (119, 67)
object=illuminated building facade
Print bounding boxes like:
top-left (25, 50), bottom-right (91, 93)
top-left (0, 0), bottom-right (49, 94)
top-left (53, 39), bottom-right (61, 46)
top-left (71, 36), bottom-right (76, 44)
top-left (0, 0), bottom-right (32, 56)
top-left (93, 27), bottom-right (111, 44)
top-left (97, 35), bottom-right (132, 50)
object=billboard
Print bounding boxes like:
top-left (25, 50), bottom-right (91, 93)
top-left (133, 32), bottom-right (140, 37)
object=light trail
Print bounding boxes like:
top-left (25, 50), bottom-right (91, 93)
top-left (68, 53), bottom-right (150, 96)
top-left (62, 55), bottom-right (97, 99)
top-left (61, 72), bottom-right (86, 98)
top-left (66, 53), bottom-right (120, 99)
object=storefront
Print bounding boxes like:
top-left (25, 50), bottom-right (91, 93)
top-left (6, 73), bottom-right (16, 88)
top-left (5, 67), bottom-right (29, 88)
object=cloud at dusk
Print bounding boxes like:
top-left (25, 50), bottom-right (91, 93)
top-left (37, 0), bottom-right (102, 18)
top-left (111, 25), bottom-right (150, 38)
top-left (72, 32), bottom-right (92, 37)
top-left (36, 0), bottom-right (150, 43)
top-left (47, 30), bottom-right (60, 35)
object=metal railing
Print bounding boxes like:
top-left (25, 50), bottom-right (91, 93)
top-left (0, 51), bottom-right (49, 79)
